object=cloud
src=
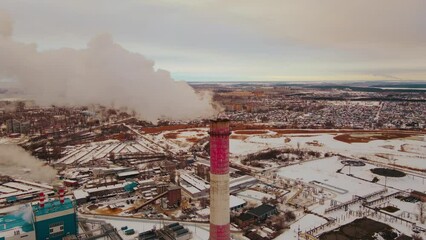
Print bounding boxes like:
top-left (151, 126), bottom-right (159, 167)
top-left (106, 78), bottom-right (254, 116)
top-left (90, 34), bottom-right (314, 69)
top-left (0, 11), bottom-right (218, 121)
top-left (209, 1), bottom-right (426, 52)
top-left (1, 1), bottom-right (425, 81)
top-left (0, 10), bottom-right (12, 37)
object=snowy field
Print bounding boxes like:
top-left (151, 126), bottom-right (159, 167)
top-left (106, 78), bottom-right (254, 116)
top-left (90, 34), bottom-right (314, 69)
top-left (276, 214), bottom-right (327, 239)
top-left (278, 157), bottom-right (386, 202)
top-left (229, 132), bottom-right (426, 170)
top-left (277, 156), bottom-right (426, 239)
top-left (149, 128), bottom-right (208, 153)
top-left (278, 156), bottom-right (426, 196)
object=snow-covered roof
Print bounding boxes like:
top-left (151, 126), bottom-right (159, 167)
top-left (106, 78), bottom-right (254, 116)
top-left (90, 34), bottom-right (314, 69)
top-left (85, 182), bottom-right (127, 194)
top-left (230, 175), bottom-right (257, 188)
top-left (0, 186), bottom-right (17, 194)
top-left (73, 189), bottom-right (89, 200)
top-left (180, 172), bottom-right (209, 191)
top-left (3, 182), bottom-right (35, 191)
top-left (117, 170), bottom-right (140, 177)
top-left (230, 195), bottom-right (246, 209)
top-left (0, 189), bottom-right (40, 200)
top-left (138, 179), bottom-right (155, 186)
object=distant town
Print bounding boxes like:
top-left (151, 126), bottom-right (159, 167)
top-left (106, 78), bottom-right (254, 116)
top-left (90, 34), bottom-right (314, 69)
top-left (1, 82), bottom-right (425, 240)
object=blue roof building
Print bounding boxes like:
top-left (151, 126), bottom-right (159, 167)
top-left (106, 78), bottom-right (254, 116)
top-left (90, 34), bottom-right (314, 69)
top-left (124, 181), bottom-right (138, 193)
top-left (0, 198), bottom-right (77, 240)
top-left (32, 198), bottom-right (78, 240)
top-left (0, 205), bottom-right (35, 240)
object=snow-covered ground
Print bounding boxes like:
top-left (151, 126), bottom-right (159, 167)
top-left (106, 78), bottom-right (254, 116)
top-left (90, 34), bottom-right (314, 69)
top-left (276, 156), bottom-right (426, 239)
top-left (384, 198), bottom-right (423, 222)
top-left (88, 215), bottom-right (211, 240)
top-left (0, 136), bottom-right (27, 144)
top-left (229, 132), bottom-right (426, 170)
top-left (236, 189), bottom-right (275, 204)
top-left (149, 128), bottom-right (208, 153)
top-left (278, 157), bottom-right (387, 202)
top-left (276, 214), bottom-right (327, 239)
top-left (278, 156), bottom-right (425, 198)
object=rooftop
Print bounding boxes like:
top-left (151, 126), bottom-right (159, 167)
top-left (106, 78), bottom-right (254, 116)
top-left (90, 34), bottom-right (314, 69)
top-left (412, 190), bottom-right (426, 197)
top-left (73, 189), bottom-right (89, 200)
top-left (85, 182), bottom-right (127, 194)
top-left (32, 198), bottom-right (74, 216)
top-left (230, 195), bottom-right (246, 208)
top-left (248, 204), bottom-right (276, 217)
top-left (180, 172), bottom-right (209, 192)
top-left (117, 170), bottom-right (140, 177)
top-left (230, 175), bottom-right (257, 188)
top-left (237, 212), bottom-right (255, 222)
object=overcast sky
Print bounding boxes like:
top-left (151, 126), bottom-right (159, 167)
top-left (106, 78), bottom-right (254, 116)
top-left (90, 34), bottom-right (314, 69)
top-left (1, 0), bottom-right (426, 82)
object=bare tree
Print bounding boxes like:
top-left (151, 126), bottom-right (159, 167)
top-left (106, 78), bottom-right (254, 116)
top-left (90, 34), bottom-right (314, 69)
top-left (284, 210), bottom-right (296, 222)
top-left (169, 170), bottom-right (176, 183)
top-left (412, 234), bottom-right (423, 240)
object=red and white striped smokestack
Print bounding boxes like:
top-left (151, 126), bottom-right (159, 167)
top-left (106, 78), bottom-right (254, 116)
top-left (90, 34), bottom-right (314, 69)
top-left (59, 188), bottom-right (65, 204)
top-left (39, 192), bottom-right (45, 208)
top-left (209, 119), bottom-right (230, 240)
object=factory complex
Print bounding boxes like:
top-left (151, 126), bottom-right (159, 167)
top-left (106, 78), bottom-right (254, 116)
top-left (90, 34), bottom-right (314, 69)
top-left (1, 99), bottom-right (426, 240)
top-left (0, 197), bottom-right (77, 240)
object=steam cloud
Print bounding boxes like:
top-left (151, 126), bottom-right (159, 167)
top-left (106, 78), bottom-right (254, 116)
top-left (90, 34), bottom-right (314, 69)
top-left (0, 10), bottom-right (12, 37)
top-left (0, 145), bottom-right (57, 183)
top-left (13, 205), bottom-right (34, 224)
top-left (0, 11), bottom-right (217, 122)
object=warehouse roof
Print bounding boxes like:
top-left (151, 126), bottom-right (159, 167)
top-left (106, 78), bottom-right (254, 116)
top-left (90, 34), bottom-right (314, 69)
top-left (230, 175), bottom-right (257, 188)
top-left (247, 204), bottom-right (276, 218)
top-left (117, 170), bottom-right (140, 178)
top-left (237, 212), bottom-right (255, 222)
top-left (230, 195), bottom-right (246, 209)
top-left (85, 182), bottom-right (127, 194)
top-left (180, 172), bottom-right (209, 191)
top-left (73, 189), bottom-right (89, 200)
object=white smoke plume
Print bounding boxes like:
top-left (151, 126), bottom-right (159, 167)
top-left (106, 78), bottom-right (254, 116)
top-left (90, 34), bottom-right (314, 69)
top-left (0, 11), bottom-right (218, 122)
top-left (0, 144), bottom-right (57, 183)
top-left (13, 204), bottom-right (34, 224)
top-left (0, 10), bottom-right (12, 37)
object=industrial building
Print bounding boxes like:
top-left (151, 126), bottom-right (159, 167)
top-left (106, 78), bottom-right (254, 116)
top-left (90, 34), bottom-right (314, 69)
top-left (179, 171), bottom-right (209, 198)
top-left (72, 181), bottom-right (137, 204)
top-left (137, 222), bottom-right (192, 240)
top-left (229, 175), bottom-right (258, 193)
top-left (160, 185), bottom-right (182, 208)
top-left (235, 204), bottom-right (278, 228)
top-left (179, 172), bottom-right (257, 199)
top-left (0, 180), bottom-right (54, 207)
top-left (116, 170), bottom-right (140, 180)
top-left (0, 197), bottom-right (77, 240)
top-left (410, 190), bottom-right (426, 202)
top-left (0, 205), bottom-right (36, 240)
top-left (5, 119), bottom-right (30, 134)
